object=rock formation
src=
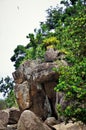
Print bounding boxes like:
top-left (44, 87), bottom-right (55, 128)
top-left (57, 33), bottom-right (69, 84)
top-left (0, 107), bottom-right (21, 130)
top-left (0, 110), bottom-right (9, 130)
top-left (13, 48), bottom-right (67, 121)
top-left (0, 49), bottom-right (86, 130)
top-left (0, 108), bottom-right (85, 130)
top-left (17, 110), bottom-right (52, 130)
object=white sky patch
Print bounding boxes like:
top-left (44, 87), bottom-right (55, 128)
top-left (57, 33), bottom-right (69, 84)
top-left (0, 93), bottom-right (4, 99)
top-left (0, 0), bottom-right (61, 79)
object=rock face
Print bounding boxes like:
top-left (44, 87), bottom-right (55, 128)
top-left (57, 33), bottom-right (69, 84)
top-left (53, 122), bottom-right (86, 130)
top-left (0, 110), bottom-right (9, 129)
top-left (17, 110), bottom-right (52, 130)
top-left (8, 107), bottom-right (21, 124)
top-left (0, 108), bottom-right (86, 130)
top-left (44, 117), bottom-right (57, 126)
top-left (44, 48), bottom-right (59, 62)
top-left (0, 107), bottom-right (20, 130)
top-left (0, 120), bottom-right (6, 130)
top-left (13, 49), bottom-right (67, 120)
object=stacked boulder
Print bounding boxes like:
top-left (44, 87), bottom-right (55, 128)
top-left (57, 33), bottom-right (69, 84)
top-left (0, 48), bottom-right (62, 130)
top-left (0, 107), bottom-right (21, 130)
top-left (13, 48), bottom-right (67, 121)
top-left (0, 48), bottom-right (86, 130)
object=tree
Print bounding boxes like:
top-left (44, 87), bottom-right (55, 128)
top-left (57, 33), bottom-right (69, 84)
top-left (54, 3), bottom-right (86, 124)
top-left (10, 45), bottom-right (26, 69)
top-left (0, 76), bottom-right (17, 108)
top-left (45, 6), bottom-right (63, 30)
top-left (0, 76), bottom-right (14, 96)
top-left (11, 26), bottom-right (49, 68)
top-left (55, 59), bottom-right (86, 124)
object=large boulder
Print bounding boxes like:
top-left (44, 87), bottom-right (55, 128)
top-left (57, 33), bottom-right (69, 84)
top-left (28, 83), bottom-right (51, 120)
top-left (15, 81), bottom-right (51, 120)
top-left (44, 48), bottom-right (59, 62)
top-left (0, 108), bottom-right (21, 130)
top-left (44, 117), bottom-right (57, 126)
top-left (53, 122), bottom-right (86, 130)
top-left (0, 110), bottom-right (9, 129)
top-left (13, 57), bottom-right (67, 120)
top-left (0, 120), bottom-right (6, 130)
top-left (15, 81), bottom-right (32, 111)
top-left (17, 110), bottom-right (52, 130)
top-left (13, 59), bottom-right (59, 83)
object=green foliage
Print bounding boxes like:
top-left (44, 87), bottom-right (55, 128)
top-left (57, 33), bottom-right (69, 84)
top-left (0, 99), bottom-right (7, 110)
top-left (0, 76), bottom-right (17, 108)
top-left (61, 0), bottom-right (79, 6)
top-left (45, 5), bottom-right (63, 30)
top-left (10, 45), bottom-right (26, 69)
top-left (35, 44), bottom-right (45, 60)
top-left (55, 59), bottom-right (86, 124)
top-left (26, 32), bottom-right (45, 60)
top-left (53, 0), bottom-right (86, 124)
top-left (5, 90), bottom-right (18, 108)
top-left (11, 29), bottom-right (47, 68)
top-left (43, 36), bottom-right (60, 49)
top-left (0, 76), bottom-right (14, 96)
top-left (55, 4), bottom-right (86, 63)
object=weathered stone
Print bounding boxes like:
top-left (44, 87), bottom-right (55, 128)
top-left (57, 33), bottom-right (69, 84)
top-left (13, 60), bottom-right (60, 119)
top-left (44, 117), bottom-right (57, 126)
top-left (44, 48), bottom-right (59, 62)
top-left (0, 110), bottom-right (9, 128)
top-left (12, 67), bottom-right (25, 84)
top-left (14, 81), bottom-right (32, 110)
top-left (0, 120), bottom-right (6, 130)
top-left (17, 110), bottom-right (52, 130)
top-left (15, 81), bottom-right (51, 119)
top-left (13, 60), bottom-right (59, 84)
top-left (13, 58), bottom-right (67, 120)
top-left (31, 62), bottom-right (59, 83)
top-left (8, 107), bottom-right (21, 124)
top-left (29, 83), bottom-right (51, 120)
top-left (53, 122), bottom-right (86, 130)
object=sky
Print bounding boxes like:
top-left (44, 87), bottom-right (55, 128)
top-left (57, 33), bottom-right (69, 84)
top-left (0, 0), bottom-right (61, 98)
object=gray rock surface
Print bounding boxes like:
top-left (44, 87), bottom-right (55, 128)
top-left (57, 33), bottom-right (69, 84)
top-left (13, 53), bottom-right (67, 120)
top-left (17, 110), bottom-right (52, 130)
top-left (0, 110), bottom-right (9, 129)
top-left (44, 48), bottom-right (59, 62)
top-left (13, 59), bottom-right (61, 119)
top-left (44, 117), bottom-right (57, 126)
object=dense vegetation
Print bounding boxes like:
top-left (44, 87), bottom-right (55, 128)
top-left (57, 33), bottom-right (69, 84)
top-left (0, 76), bottom-right (17, 108)
top-left (0, 0), bottom-right (86, 124)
